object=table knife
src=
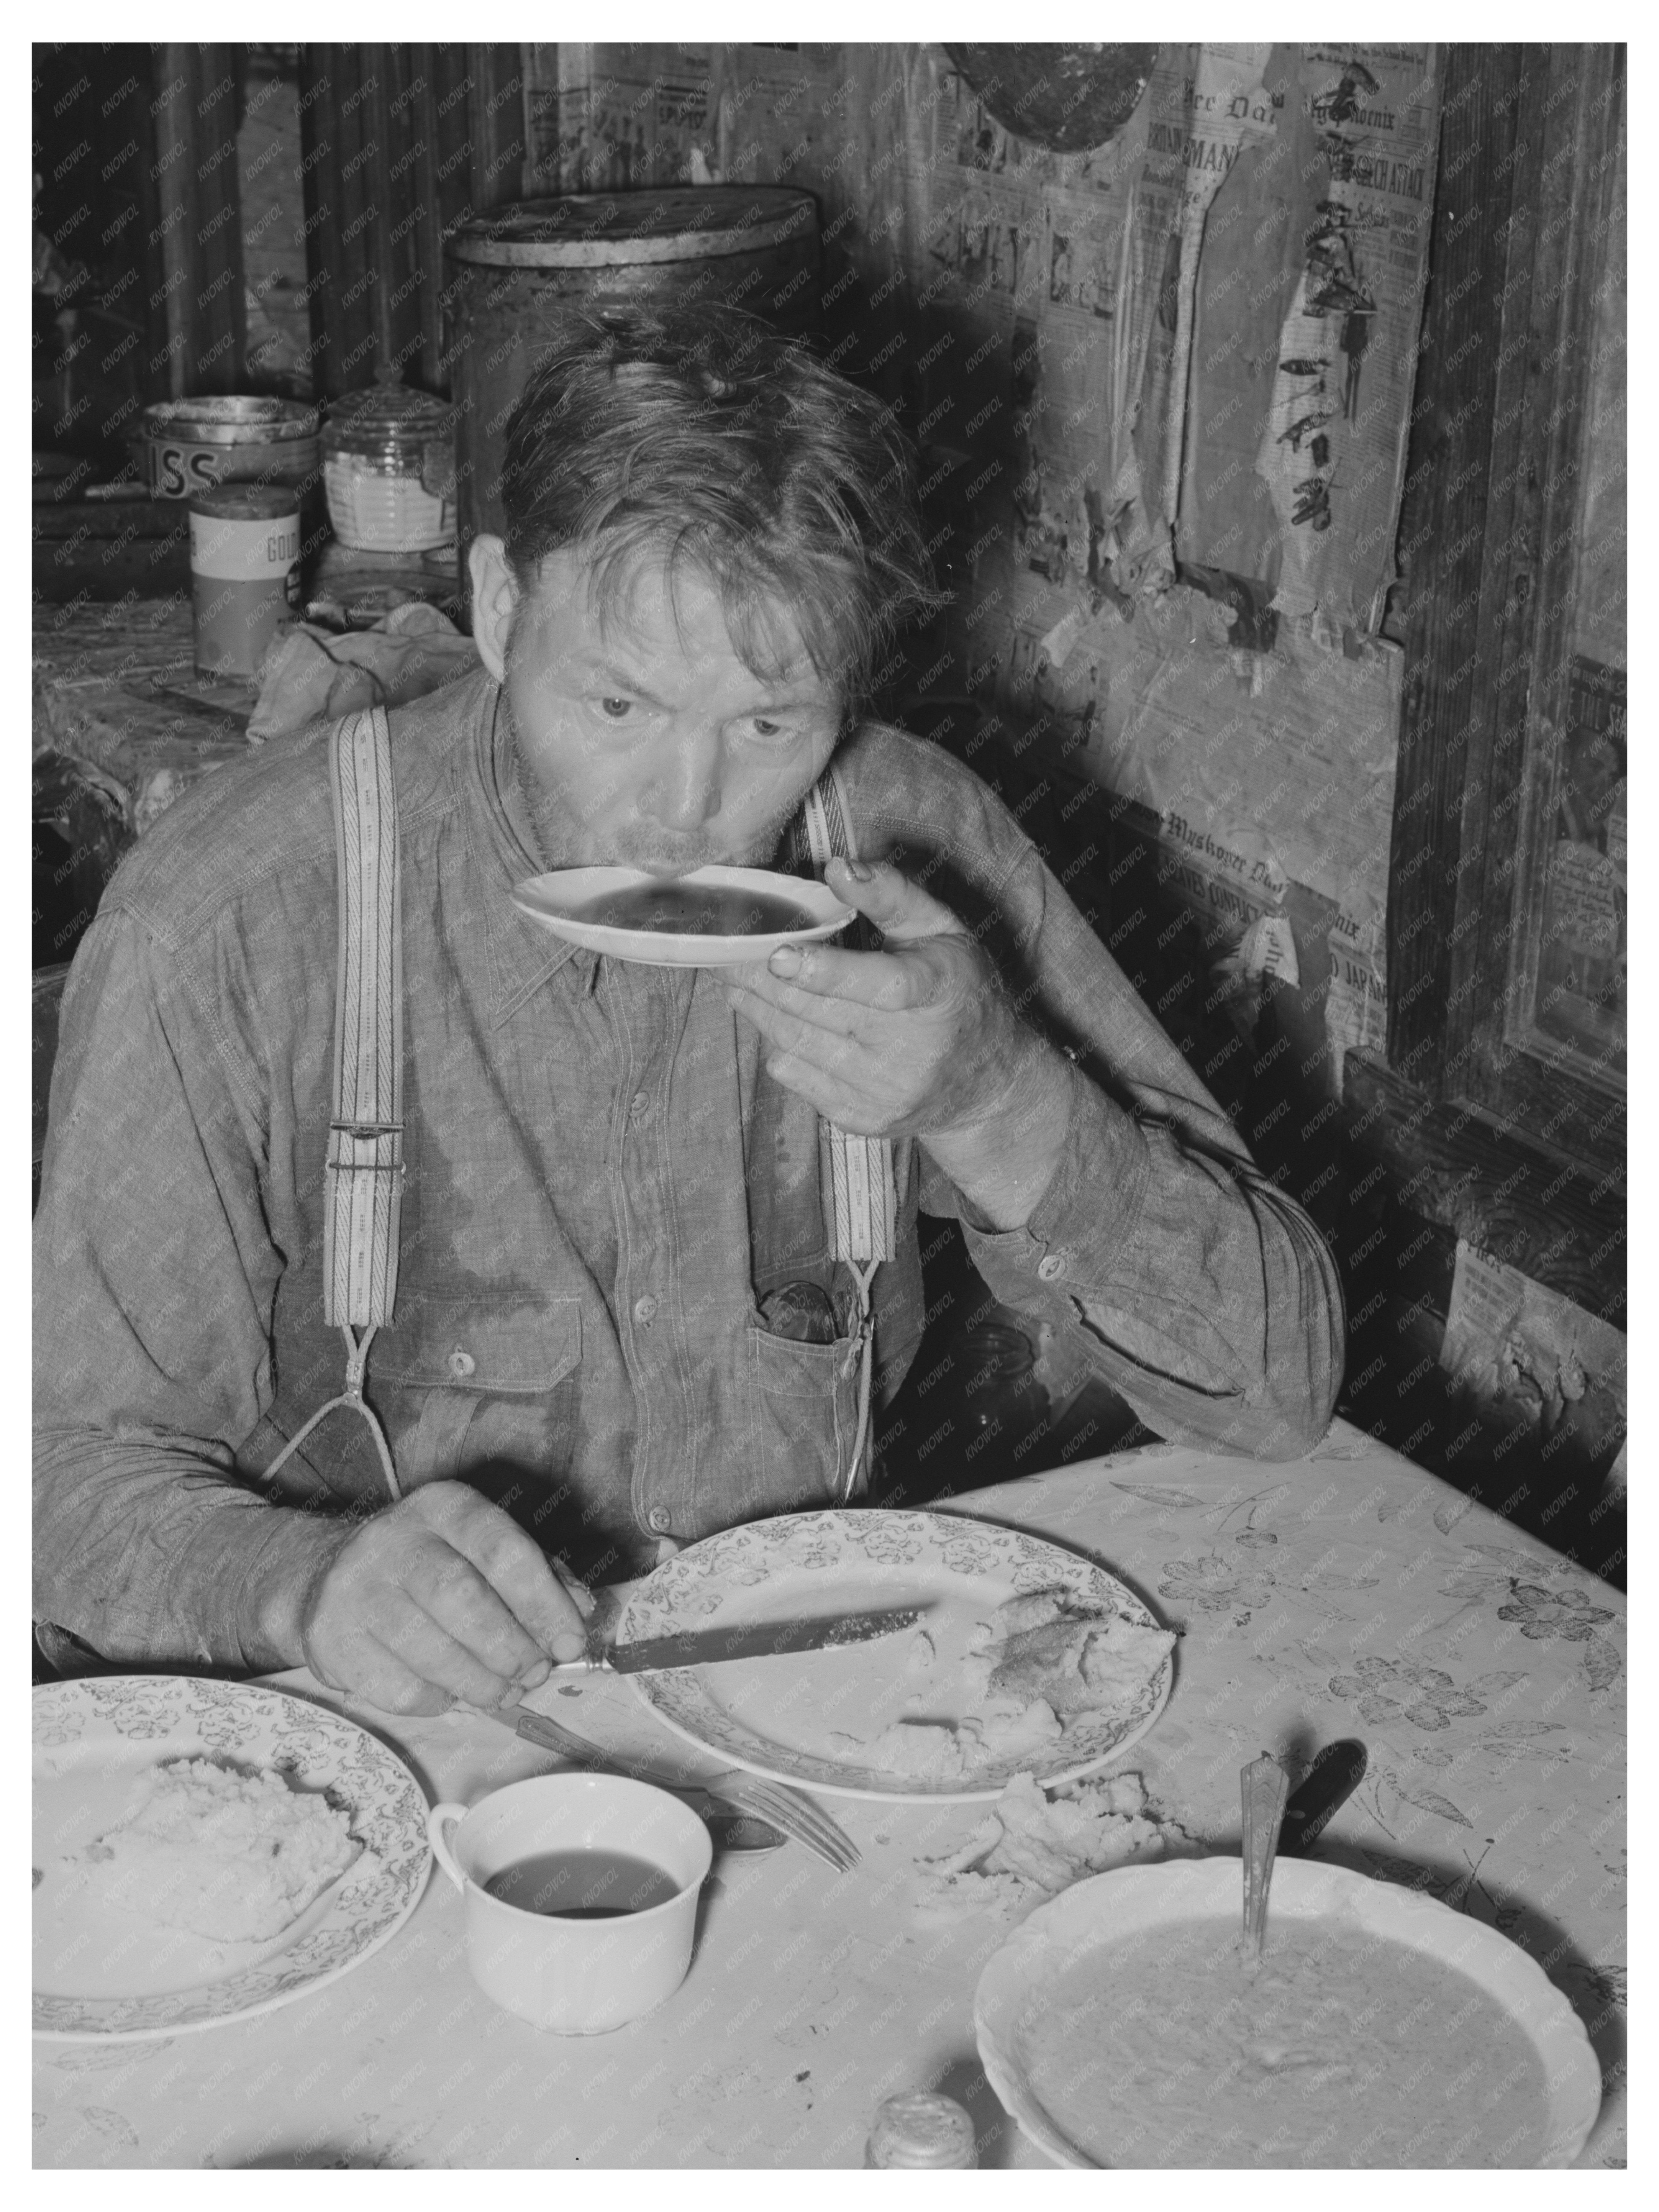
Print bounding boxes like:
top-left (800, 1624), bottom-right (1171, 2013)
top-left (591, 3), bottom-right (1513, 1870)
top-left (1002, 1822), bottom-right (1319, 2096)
top-left (558, 1605), bottom-right (924, 1674)
top-left (1277, 1738), bottom-right (1368, 1856)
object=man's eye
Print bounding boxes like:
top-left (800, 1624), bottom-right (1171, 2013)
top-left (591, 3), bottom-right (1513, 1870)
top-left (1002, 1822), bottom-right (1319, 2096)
top-left (750, 718), bottom-right (784, 739)
top-left (597, 697), bottom-right (633, 721)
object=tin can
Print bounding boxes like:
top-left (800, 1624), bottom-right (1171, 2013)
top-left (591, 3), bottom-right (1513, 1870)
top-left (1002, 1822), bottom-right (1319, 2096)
top-left (444, 190), bottom-right (818, 613)
top-left (189, 486), bottom-right (302, 679)
top-left (142, 396), bottom-right (321, 502)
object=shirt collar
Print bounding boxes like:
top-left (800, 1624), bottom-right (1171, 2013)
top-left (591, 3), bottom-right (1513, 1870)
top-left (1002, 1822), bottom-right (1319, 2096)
top-left (462, 671), bottom-right (596, 1025)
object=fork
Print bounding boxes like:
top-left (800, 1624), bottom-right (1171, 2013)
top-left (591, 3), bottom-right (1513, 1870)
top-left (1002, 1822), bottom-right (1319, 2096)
top-left (513, 1707), bottom-right (860, 1873)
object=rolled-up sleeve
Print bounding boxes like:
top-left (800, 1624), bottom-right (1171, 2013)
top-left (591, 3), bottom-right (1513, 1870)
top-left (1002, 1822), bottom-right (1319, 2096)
top-left (912, 822), bottom-right (1345, 1460)
top-left (33, 905), bottom-right (346, 1667)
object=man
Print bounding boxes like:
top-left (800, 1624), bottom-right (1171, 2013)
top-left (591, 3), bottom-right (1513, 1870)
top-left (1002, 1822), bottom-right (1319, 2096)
top-left (34, 305), bottom-right (1343, 1718)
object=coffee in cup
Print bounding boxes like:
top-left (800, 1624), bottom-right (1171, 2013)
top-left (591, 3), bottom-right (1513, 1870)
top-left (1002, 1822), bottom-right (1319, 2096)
top-left (427, 1773), bottom-right (712, 2034)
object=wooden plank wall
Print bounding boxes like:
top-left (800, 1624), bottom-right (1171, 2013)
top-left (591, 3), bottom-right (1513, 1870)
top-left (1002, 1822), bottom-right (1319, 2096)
top-left (33, 46), bottom-right (179, 444)
top-left (295, 43), bottom-right (529, 400)
top-left (151, 44), bottom-right (247, 398)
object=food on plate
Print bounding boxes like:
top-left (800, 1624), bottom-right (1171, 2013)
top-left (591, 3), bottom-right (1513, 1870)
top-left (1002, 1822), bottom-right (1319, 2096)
top-left (968, 1589), bottom-right (1176, 1716)
top-left (568, 882), bottom-right (820, 936)
top-left (834, 1588), bottom-right (1174, 1782)
top-left (1021, 1913), bottom-right (1551, 2167)
top-left (915, 1770), bottom-right (1199, 1921)
top-left (63, 1757), bottom-right (361, 1944)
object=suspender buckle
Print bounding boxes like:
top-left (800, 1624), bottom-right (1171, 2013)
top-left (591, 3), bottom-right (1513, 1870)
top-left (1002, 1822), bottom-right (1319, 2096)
top-left (327, 1119), bottom-right (405, 1178)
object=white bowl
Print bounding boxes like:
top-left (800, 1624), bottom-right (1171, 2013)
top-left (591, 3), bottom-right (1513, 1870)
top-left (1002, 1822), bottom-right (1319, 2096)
top-left (511, 864), bottom-right (854, 969)
top-left (974, 1856), bottom-right (1602, 2169)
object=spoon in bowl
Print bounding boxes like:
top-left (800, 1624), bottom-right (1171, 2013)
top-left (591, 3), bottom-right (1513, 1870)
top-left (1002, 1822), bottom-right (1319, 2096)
top-left (1240, 1751), bottom-right (1290, 1958)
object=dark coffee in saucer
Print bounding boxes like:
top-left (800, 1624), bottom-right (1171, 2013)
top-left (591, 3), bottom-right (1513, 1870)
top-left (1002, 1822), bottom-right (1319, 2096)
top-left (484, 1848), bottom-right (681, 1919)
top-left (570, 883), bottom-right (817, 936)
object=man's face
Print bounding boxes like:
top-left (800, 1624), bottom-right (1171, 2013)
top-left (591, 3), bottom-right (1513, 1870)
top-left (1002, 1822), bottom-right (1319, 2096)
top-left (500, 548), bottom-right (843, 874)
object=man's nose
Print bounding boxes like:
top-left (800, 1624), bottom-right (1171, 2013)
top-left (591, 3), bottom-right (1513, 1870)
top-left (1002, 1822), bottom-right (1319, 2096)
top-left (643, 721), bottom-right (723, 829)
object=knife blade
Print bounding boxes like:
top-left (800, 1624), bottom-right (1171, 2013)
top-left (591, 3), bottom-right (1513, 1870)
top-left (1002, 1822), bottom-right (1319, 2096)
top-left (597, 1606), bottom-right (924, 1673)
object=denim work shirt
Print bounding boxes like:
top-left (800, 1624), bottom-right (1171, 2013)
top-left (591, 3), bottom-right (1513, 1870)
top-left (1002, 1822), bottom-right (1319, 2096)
top-left (33, 668), bottom-right (1344, 1666)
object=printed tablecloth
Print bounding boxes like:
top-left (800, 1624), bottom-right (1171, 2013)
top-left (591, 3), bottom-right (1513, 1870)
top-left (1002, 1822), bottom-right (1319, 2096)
top-left (32, 1419), bottom-right (1626, 2169)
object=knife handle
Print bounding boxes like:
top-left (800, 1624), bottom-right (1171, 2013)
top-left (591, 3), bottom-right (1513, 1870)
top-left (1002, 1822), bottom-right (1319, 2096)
top-left (1278, 1739), bottom-right (1368, 1858)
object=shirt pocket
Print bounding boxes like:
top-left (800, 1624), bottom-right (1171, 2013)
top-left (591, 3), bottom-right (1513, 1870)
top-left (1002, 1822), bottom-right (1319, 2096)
top-left (742, 1319), bottom-right (865, 1521)
top-left (373, 1292), bottom-right (583, 1484)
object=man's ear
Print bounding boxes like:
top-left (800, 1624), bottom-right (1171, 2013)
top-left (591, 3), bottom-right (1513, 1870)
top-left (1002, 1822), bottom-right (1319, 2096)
top-left (469, 534), bottom-right (519, 684)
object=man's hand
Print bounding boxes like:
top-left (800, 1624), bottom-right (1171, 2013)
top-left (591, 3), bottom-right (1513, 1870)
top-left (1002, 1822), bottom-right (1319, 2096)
top-left (297, 1481), bottom-right (595, 1718)
top-left (724, 856), bottom-right (1077, 1229)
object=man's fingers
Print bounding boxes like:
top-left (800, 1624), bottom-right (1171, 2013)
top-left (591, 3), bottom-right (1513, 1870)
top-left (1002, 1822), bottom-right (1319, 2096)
top-left (734, 941), bottom-right (933, 1017)
top-left (825, 855), bottom-right (960, 943)
top-left (727, 983), bottom-right (877, 1089)
top-left (310, 1618), bottom-right (455, 1718)
top-left (551, 1559), bottom-right (597, 1620)
top-left (401, 1540), bottom-right (552, 1686)
top-left (370, 1586), bottom-right (531, 1710)
top-left (762, 1052), bottom-right (888, 1134)
top-left (412, 1486), bottom-right (592, 1661)
top-left (356, 1643), bottom-right (455, 1718)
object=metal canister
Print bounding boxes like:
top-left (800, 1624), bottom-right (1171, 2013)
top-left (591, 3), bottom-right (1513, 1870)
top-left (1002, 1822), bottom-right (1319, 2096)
top-left (143, 395), bottom-right (321, 502)
top-left (443, 189), bottom-right (820, 608)
top-left (189, 485), bottom-right (301, 679)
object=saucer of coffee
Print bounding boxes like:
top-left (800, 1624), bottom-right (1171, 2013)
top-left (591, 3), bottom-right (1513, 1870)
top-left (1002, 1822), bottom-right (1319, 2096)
top-left (511, 864), bottom-right (854, 968)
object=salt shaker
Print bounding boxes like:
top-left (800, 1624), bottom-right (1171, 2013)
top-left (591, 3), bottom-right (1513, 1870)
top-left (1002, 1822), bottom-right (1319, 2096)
top-left (863, 2090), bottom-right (978, 2168)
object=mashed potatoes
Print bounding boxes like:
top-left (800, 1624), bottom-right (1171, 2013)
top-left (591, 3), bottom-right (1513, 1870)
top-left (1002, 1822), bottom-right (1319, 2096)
top-left (71, 1758), bottom-right (361, 1944)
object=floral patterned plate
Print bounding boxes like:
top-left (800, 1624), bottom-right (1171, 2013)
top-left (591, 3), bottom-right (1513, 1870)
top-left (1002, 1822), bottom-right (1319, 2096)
top-left (617, 1510), bottom-right (1175, 1803)
top-left (33, 1677), bottom-right (431, 2041)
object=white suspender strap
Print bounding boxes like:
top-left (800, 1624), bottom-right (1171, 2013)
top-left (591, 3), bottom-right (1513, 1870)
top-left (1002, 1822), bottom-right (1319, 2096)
top-left (323, 705), bottom-right (406, 1330)
top-left (262, 704), bottom-right (403, 1504)
top-left (800, 769), bottom-right (897, 1264)
top-left (799, 764), bottom-right (893, 1500)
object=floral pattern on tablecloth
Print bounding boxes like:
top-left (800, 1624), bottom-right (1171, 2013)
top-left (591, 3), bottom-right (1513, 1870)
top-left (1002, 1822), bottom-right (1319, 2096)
top-left (1328, 1654), bottom-right (1491, 1731)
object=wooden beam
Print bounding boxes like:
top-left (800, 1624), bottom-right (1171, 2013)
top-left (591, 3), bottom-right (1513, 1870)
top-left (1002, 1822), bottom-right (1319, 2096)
top-left (150, 44), bottom-right (245, 395)
top-left (1385, 43), bottom-right (1531, 1088)
top-left (151, 50), bottom-right (196, 400)
top-left (297, 45), bottom-right (382, 400)
top-left (469, 44), bottom-right (530, 213)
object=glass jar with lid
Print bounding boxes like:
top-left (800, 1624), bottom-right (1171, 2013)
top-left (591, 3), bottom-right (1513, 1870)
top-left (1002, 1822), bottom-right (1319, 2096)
top-left (320, 376), bottom-right (458, 553)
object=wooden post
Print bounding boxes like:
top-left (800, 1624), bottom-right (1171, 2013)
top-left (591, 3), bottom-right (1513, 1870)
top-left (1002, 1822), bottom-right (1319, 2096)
top-left (150, 44), bottom-right (246, 396)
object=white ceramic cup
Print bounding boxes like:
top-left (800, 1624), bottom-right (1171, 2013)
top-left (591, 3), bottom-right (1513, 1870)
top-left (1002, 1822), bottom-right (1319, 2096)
top-left (427, 1773), bottom-right (713, 2035)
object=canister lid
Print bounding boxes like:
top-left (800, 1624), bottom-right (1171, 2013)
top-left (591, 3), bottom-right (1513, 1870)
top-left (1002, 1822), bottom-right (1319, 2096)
top-left (445, 188), bottom-right (818, 268)
top-left (188, 484), bottom-right (300, 520)
top-left (322, 380), bottom-right (457, 492)
top-left (143, 396), bottom-right (320, 445)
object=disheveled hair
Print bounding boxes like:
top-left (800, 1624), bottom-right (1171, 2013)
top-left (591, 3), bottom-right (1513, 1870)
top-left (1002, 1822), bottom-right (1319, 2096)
top-left (497, 302), bottom-right (947, 716)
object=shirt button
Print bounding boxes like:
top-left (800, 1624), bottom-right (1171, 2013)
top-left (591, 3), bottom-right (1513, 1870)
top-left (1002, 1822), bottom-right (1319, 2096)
top-left (629, 1091), bottom-right (649, 1123)
top-left (448, 1347), bottom-right (476, 1377)
top-left (633, 1294), bottom-right (659, 1325)
top-left (646, 1505), bottom-right (672, 1534)
top-left (1036, 1254), bottom-right (1066, 1283)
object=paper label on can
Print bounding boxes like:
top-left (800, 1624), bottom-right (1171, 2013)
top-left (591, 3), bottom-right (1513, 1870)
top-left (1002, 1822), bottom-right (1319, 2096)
top-left (151, 441), bottom-right (226, 499)
top-left (190, 512), bottom-right (302, 583)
